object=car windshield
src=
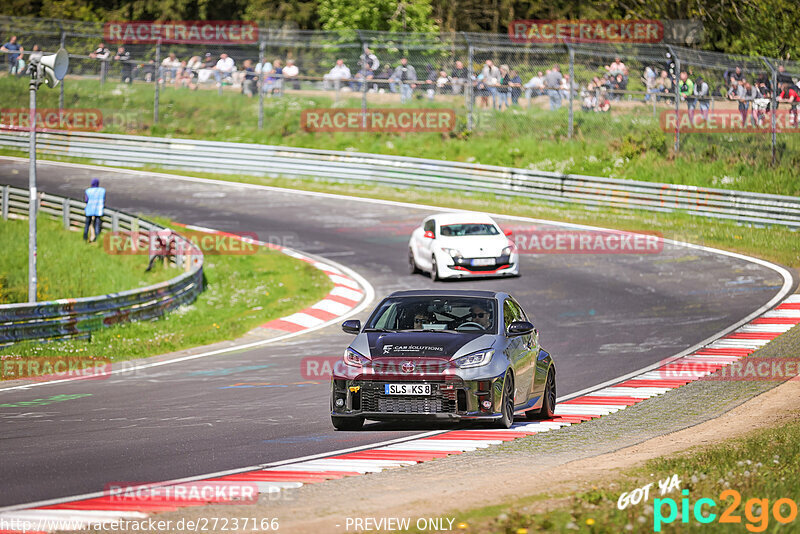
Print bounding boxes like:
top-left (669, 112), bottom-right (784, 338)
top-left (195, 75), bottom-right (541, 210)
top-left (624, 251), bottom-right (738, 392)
top-left (365, 296), bottom-right (497, 333)
top-left (439, 223), bottom-right (499, 237)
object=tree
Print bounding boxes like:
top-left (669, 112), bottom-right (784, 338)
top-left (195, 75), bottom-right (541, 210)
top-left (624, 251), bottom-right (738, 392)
top-left (317, 0), bottom-right (439, 33)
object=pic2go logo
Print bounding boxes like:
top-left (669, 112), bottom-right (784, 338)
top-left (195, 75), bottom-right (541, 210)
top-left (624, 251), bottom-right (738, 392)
top-left (654, 489), bottom-right (798, 532)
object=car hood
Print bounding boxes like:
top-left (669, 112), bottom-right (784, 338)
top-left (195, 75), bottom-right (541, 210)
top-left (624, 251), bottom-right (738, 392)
top-left (354, 331), bottom-right (496, 360)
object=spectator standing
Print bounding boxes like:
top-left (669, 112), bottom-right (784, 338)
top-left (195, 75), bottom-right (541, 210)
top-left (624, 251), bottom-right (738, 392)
top-left (89, 42), bottom-right (110, 60)
top-left (29, 44), bottom-right (42, 64)
top-left (606, 57), bottom-right (627, 77)
top-left (776, 65), bottom-right (793, 86)
top-left (113, 46), bottom-right (132, 83)
top-left (691, 75), bottom-right (710, 121)
top-left (480, 60), bottom-right (501, 109)
top-left (436, 70), bottom-right (450, 94)
top-left (2, 36), bottom-right (23, 75)
top-left (83, 179), bottom-right (105, 242)
top-left (544, 65), bottom-right (563, 110)
top-left (498, 65), bottom-right (511, 109)
top-left (393, 58), bottom-right (417, 103)
top-left (508, 69), bottom-right (522, 106)
top-left (323, 59), bottom-right (351, 91)
top-left (283, 59), bottom-right (300, 90)
top-left (450, 60), bottom-right (469, 95)
top-left (678, 71), bottom-right (694, 114)
top-left (524, 71), bottom-right (544, 105)
top-left (359, 48), bottom-right (379, 71)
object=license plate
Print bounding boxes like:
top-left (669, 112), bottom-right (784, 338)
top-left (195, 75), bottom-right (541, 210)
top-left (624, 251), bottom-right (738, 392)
top-left (471, 258), bottom-right (495, 266)
top-left (384, 383), bottom-right (432, 395)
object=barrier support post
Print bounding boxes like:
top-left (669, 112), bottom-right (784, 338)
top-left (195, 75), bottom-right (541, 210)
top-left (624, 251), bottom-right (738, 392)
top-left (62, 198), bottom-right (70, 229)
top-left (154, 39), bottom-right (161, 125)
top-left (1, 185), bottom-right (8, 220)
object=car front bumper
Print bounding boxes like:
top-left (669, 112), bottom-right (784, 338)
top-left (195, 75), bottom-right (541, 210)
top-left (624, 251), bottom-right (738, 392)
top-left (330, 376), bottom-right (507, 421)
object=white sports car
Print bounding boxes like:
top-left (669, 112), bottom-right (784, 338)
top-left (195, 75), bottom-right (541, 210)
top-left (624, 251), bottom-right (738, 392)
top-left (408, 213), bottom-right (520, 280)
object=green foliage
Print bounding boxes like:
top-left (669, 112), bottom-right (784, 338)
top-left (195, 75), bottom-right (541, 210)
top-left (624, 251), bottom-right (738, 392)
top-left (317, 0), bottom-right (439, 33)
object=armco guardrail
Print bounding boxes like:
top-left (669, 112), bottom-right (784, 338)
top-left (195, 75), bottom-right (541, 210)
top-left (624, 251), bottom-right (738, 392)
top-left (0, 184), bottom-right (203, 345)
top-left (1, 130), bottom-right (799, 228)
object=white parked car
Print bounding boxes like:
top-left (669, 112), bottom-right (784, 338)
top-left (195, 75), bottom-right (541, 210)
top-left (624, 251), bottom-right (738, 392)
top-left (408, 213), bottom-right (519, 280)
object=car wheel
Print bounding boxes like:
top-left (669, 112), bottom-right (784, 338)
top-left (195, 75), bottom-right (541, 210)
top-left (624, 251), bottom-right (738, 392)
top-left (430, 257), bottom-right (438, 281)
top-left (331, 416), bottom-right (364, 431)
top-left (408, 248), bottom-right (420, 274)
top-left (526, 369), bottom-right (556, 420)
top-left (496, 373), bottom-right (515, 429)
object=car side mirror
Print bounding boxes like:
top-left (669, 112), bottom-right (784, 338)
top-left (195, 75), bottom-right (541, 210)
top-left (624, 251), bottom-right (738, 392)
top-left (423, 230), bottom-right (435, 239)
top-left (341, 319), bottom-right (361, 334)
top-left (507, 320), bottom-right (534, 337)
top-left (504, 229), bottom-right (513, 236)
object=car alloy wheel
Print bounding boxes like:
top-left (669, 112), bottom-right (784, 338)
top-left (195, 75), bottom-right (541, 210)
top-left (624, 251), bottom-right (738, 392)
top-left (527, 370), bottom-right (556, 420)
top-left (430, 257), bottom-right (438, 281)
top-left (496, 374), bottom-right (514, 429)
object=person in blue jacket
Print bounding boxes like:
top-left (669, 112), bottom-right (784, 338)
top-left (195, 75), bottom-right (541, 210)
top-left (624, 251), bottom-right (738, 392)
top-left (83, 178), bottom-right (106, 242)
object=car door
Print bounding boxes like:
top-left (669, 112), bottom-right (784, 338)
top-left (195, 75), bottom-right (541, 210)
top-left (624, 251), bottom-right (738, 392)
top-left (418, 218), bottom-right (436, 270)
top-left (513, 298), bottom-right (544, 401)
top-left (503, 299), bottom-right (533, 407)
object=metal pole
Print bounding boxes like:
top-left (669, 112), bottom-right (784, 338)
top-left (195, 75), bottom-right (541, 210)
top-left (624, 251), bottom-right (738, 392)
top-left (673, 56), bottom-right (681, 153)
top-left (568, 45), bottom-right (574, 139)
top-left (59, 29), bottom-right (65, 112)
top-left (154, 40), bottom-right (161, 124)
top-left (258, 38), bottom-right (265, 129)
top-left (361, 40), bottom-right (368, 129)
top-left (768, 60), bottom-right (778, 165)
top-left (28, 72), bottom-right (39, 303)
top-left (467, 44), bottom-right (474, 131)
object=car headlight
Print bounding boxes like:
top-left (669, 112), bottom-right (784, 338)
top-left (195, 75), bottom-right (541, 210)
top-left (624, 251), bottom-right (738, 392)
top-left (501, 245), bottom-right (514, 256)
top-left (343, 348), bottom-right (370, 368)
top-left (453, 349), bottom-right (494, 368)
top-left (441, 247), bottom-right (462, 259)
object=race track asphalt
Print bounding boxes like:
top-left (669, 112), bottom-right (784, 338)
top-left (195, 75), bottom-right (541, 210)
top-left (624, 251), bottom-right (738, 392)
top-left (0, 158), bottom-right (792, 506)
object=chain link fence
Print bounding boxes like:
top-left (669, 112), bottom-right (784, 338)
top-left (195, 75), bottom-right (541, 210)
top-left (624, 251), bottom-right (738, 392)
top-left (1, 16), bottom-right (799, 163)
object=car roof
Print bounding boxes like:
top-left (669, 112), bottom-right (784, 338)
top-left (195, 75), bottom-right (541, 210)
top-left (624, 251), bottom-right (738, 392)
top-left (388, 289), bottom-right (504, 299)
top-left (426, 212), bottom-right (498, 226)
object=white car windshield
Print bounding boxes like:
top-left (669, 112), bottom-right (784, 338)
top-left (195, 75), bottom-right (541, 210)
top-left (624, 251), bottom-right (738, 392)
top-left (440, 223), bottom-right (499, 237)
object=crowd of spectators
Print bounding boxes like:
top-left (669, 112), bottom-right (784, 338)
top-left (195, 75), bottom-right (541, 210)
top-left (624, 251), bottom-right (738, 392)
top-left (3, 35), bottom-right (799, 125)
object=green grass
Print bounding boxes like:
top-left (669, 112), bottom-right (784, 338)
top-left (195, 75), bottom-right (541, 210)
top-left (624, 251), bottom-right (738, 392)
top-left (1, 216), bottom-right (333, 363)
top-left (1, 75), bottom-right (798, 197)
top-left (0, 215), bottom-right (174, 303)
top-left (447, 418), bottom-right (800, 533)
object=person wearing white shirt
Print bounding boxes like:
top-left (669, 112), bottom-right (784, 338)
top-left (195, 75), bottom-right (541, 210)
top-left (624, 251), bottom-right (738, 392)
top-left (214, 53), bottom-right (235, 86)
top-left (283, 59), bottom-right (300, 89)
top-left (524, 71), bottom-right (544, 105)
top-left (323, 59), bottom-right (351, 90)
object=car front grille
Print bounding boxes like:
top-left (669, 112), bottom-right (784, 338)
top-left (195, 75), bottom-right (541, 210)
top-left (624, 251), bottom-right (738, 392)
top-left (359, 382), bottom-right (457, 414)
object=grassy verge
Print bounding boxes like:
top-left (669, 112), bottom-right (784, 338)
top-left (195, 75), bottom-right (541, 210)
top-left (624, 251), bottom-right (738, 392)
top-left (0, 215), bottom-right (174, 303)
top-left (443, 417), bottom-right (800, 533)
top-left (0, 75), bottom-right (798, 196)
top-left (1, 217), bottom-right (334, 363)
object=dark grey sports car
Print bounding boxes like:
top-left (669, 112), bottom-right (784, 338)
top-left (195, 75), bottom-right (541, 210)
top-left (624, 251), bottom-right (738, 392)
top-left (330, 290), bottom-right (556, 430)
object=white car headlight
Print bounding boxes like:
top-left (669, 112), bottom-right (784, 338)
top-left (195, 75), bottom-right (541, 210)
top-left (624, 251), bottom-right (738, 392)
top-left (441, 247), bottom-right (462, 259)
top-left (343, 348), bottom-right (370, 368)
top-left (453, 349), bottom-right (494, 368)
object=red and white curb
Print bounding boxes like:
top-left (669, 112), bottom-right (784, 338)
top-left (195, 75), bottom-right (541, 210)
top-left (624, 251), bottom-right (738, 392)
top-left (177, 224), bottom-right (367, 335)
top-left (3, 294), bottom-right (797, 531)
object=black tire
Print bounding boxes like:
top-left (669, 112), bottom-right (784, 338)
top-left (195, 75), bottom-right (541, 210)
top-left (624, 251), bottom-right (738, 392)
top-left (408, 249), bottom-right (420, 274)
top-left (526, 369), bottom-right (556, 420)
top-left (331, 416), bottom-right (364, 431)
top-left (496, 373), bottom-right (515, 429)
top-left (430, 257), bottom-right (438, 281)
